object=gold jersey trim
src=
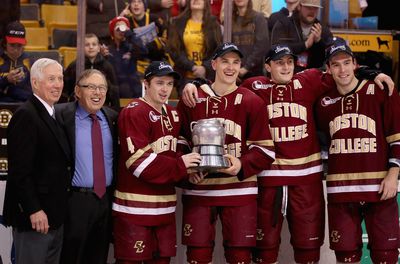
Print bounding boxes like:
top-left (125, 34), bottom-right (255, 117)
top-left (114, 190), bottom-right (177, 202)
top-left (247, 139), bottom-right (274, 147)
top-left (126, 145), bottom-right (151, 168)
top-left (326, 171), bottom-right (386, 181)
top-left (386, 133), bottom-right (400, 144)
top-left (272, 152), bottom-right (321, 166)
top-left (196, 175), bottom-right (257, 185)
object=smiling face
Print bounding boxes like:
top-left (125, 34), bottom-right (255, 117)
top-left (326, 52), bottom-right (357, 91)
top-left (75, 72), bottom-right (107, 114)
top-left (144, 75), bottom-right (174, 111)
top-left (265, 55), bottom-right (295, 84)
top-left (32, 64), bottom-right (63, 106)
top-left (212, 52), bottom-right (241, 86)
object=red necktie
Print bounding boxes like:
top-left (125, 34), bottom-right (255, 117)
top-left (90, 114), bottom-right (106, 198)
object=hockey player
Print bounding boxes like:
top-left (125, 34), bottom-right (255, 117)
top-left (182, 43), bottom-right (395, 264)
top-left (315, 38), bottom-right (400, 264)
top-left (112, 61), bottom-right (201, 264)
top-left (177, 42), bottom-right (276, 264)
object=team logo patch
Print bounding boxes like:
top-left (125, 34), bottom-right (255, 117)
top-left (133, 240), bottom-right (145, 253)
top-left (183, 224), bottom-right (193, 237)
top-left (320, 96), bottom-right (341, 107)
top-left (330, 230), bottom-right (341, 243)
top-left (256, 229), bottom-right (264, 241)
top-left (126, 102), bottom-right (139, 109)
top-left (0, 109), bottom-right (12, 128)
top-left (149, 111), bottom-right (161, 122)
top-left (252, 80), bottom-right (272, 90)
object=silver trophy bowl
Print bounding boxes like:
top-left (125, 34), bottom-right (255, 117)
top-left (191, 118), bottom-right (230, 172)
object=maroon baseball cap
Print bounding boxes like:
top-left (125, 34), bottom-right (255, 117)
top-left (5, 21), bottom-right (27, 45)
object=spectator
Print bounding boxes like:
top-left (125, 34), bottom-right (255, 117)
top-left (0, 0), bottom-right (19, 43)
top-left (0, 21), bottom-right (32, 102)
top-left (227, 0), bottom-right (270, 80)
top-left (120, 0), bottom-right (169, 80)
top-left (63, 33), bottom-right (119, 110)
top-left (56, 69), bottom-right (118, 264)
top-left (147, 0), bottom-right (184, 22)
top-left (2, 58), bottom-right (71, 264)
top-left (271, 0), bottom-right (333, 73)
top-left (167, 0), bottom-right (222, 93)
top-left (104, 16), bottom-right (143, 98)
top-left (220, 0), bottom-right (272, 20)
top-left (112, 61), bottom-right (201, 263)
top-left (177, 43), bottom-right (275, 264)
top-left (87, 0), bottom-right (126, 46)
top-left (315, 37), bottom-right (400, 264)
top-left (268, 0), bottom-right (300, 31)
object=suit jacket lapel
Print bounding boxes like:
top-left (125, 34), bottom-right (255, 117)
top-left (30, 96), bottom-right (71, 159)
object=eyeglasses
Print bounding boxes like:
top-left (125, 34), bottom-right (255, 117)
top-left (78, 83), bottom-right (108, 93)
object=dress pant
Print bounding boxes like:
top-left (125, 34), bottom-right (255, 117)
top-left (13, 225), bottom-right (63, 264)
top-left (60, 188), bottom-right (112, 264)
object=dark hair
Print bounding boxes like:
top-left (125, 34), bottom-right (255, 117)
top-left (168, 0), bottom-right (222, 56)
top-left (233, 0), bottom-right (256, 26)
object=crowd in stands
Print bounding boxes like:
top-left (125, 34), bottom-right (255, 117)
top-left (0, 0), bottom-right (398, 105)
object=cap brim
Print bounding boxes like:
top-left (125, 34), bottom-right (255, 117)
top-left (266, 52), bottom-right (297, 63)
top-left (328, 50), bottom-right (353, 60)
top-left (154, 71), bottom-right (181, 81)
top-left (214, 49), bottom-right (243, 60)
top-left (6, 36), bottom-right (26, 45)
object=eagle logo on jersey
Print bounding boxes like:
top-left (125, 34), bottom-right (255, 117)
top-left (252, 80), bottom-right (272, 90)
top-left (330, 230), bottom-right (341, 243)
top-left (134, 240), bottom-right (145, 253)
top-left (149, 111), bottom-right (161, 122)
top-left (183, 224), bottom-right (193, 237)
top-left (321, 96), bottom-right (341, 107)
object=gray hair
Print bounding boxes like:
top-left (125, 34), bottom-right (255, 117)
top-left (30, 58), bottom-right (63, 82)
top-left (76, 69), bottom-right (107, 86)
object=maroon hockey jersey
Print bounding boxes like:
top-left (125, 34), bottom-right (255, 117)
top-left (177, 85), bottom-right (275, 207)
top-left (113, 98), bottom-right (188, 226)
top-left (316, 80), bottom-right (400, 203)
top-left (241, 68), bottom-right (334, 186)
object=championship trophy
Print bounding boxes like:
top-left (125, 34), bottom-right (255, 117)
top-left (191, 118), bottom-right (230, 172)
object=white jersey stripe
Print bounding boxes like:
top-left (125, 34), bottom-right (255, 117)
top-left (133, 153), bottom-right (157, 177)
top-left (257, 164), bottom-right (323, 177)
top-left (112, 203), bottom-right (176, 215)
top-left (183, 187), bottom-right (258, 197)
top-left (249, 145), bottom-right (276, 160)
top-left (327, 184), bottom-right (380, 194)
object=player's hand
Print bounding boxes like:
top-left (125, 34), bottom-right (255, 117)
top-left (182, 152), bottom-right (202, 168)
top-left (374, 73), bottom-right (395, 96)
top-left (379, 167), bottom-right (399, 200)
top-left (218, 154), bottom-right (241, 176)
top-left (188, 172), bottom-right (207, 184)
top-left (182, 83), bottom-right (198, 108)
top-left (30, 210), bottom-right (50, 234)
